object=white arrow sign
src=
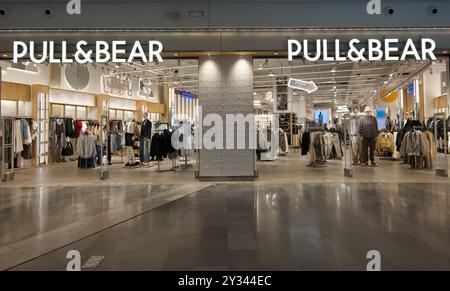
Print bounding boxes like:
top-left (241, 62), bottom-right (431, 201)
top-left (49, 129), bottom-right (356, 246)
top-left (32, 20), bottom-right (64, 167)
top-left (288, 78), bottom-right (318, 93)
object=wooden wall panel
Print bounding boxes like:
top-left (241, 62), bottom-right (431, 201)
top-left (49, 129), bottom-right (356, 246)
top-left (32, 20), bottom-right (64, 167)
top-left (419, 76), bottom-right (425, 123)
top-left (1, 81), bottom-right (31, 101)
top-left (147, 102), bottom-right (165, 114)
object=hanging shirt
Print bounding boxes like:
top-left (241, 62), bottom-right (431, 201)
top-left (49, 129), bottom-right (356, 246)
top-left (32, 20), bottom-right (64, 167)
top-left (349, 117), bottom-right (359, 136)
top-left (14, 119), bottom-right (24, 153)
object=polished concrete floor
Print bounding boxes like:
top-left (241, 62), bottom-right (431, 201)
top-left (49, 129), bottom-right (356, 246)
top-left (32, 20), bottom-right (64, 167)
top-left (8, 183), bottom-right (450, 271)
top-left (0, 183), bottom-right (211, 270)
top-left (2, 152), bottom-right (450, 188)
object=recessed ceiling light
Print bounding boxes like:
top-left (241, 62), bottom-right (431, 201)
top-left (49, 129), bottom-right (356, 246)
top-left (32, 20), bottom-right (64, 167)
top-left (443, 51), bottom-right (448, 54)
top-left (268, 70), bottom-right (275, 77)
top-left (2, 54), bottom-right (7, 57)
top-left (174, 53), bottom-right (178, 56)
top-left (274, 52), bottom-right (278, 55)
top-left (383, 81), bottom-right (388, 84)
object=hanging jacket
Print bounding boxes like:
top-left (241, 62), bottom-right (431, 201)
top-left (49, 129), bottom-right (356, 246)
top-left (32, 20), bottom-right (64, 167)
top-left (359, 115), bottom-right (378, 138)
top-left (301, 132), bottom-right (310, 155)
top-left (140, 119), bottom-right (153, 139)
top-left (75, 120), bottom-right (83, 136)
top-left (76, 132), bottom-right (97, 158)
top-left (20, 119), bottom-right (32, 145)
top-left (65, 118), bottom-right (78, 138)
top-left (376, 132), bottom-right (395, 153)
top-left (400, 130), bottom-right (431, 169)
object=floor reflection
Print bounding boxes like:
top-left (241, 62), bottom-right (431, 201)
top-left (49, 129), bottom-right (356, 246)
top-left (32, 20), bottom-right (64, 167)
top-left (7, 183), bottom-right (450, 271)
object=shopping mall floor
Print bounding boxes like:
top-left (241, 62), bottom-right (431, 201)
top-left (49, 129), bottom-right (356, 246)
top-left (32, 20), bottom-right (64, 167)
top-left (1, 153), bottom-right (450, 271)
top-left (3, 150), bottom-right (450, 188)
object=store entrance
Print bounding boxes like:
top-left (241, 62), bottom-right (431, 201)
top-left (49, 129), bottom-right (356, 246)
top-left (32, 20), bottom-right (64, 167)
top-left (1, 53), bottom-right (449, 185)
top-left (253, 57), bottom-right (450, 183)
top-left (0, 58), bottom-right (201, 186)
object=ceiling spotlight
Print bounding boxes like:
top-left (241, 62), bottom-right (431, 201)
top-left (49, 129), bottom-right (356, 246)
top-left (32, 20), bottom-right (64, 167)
top-left (268, 70), bottom-right (275, 77)
top-left (2, 54), bottom-right (7, 57)
top-left (383, 81), bottom-right (388, 84)
top-left (274, 52), bottom-right (278, 55)
top-left (114, 64), bottom-right (120, 68)
top-left (174, 53), bottom-right (179, 56)
top-left (330, 67), bottom-right (337, 73)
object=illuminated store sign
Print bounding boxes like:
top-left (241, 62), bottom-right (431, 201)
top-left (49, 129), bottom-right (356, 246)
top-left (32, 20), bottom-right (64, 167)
top-left (287, 78), bottom-right (318, 93)
top-left (288, 38), bottom-right (436, 62)
top-left (180, 91), bottom-right (197, 100)
top-left (13, 40), bottom-right (164, 64)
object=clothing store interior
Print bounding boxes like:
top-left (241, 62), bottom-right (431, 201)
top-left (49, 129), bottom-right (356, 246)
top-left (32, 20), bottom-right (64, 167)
top-left (0, 55), bottom-right (449, 186)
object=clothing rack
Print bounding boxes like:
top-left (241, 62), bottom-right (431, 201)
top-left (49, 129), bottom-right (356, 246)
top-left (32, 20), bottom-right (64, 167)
top-left (155, 128), bottom-right (176, 172)
top-left (307, 127), bottom-right (325, 132)
top-left (3, 116), bottom-right (33, 119)
top-left (411, 126), bottom-right (425, 130)
top-left (154, 125), bottom-right (177, 172)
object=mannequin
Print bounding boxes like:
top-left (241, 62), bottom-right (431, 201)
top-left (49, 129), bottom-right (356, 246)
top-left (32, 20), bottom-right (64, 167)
top-left (359, 106), bottom-right (378, 167)
top-left (124, 118), bottom-right (138, 167)
top-left (140, 113), bottom-right (153, 166)
top-left (349, 111), bottom-right (362, 165)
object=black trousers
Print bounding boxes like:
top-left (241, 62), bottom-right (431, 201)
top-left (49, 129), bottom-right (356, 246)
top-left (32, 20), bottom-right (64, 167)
top-left (361, 137), bottom-right (376, 164)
